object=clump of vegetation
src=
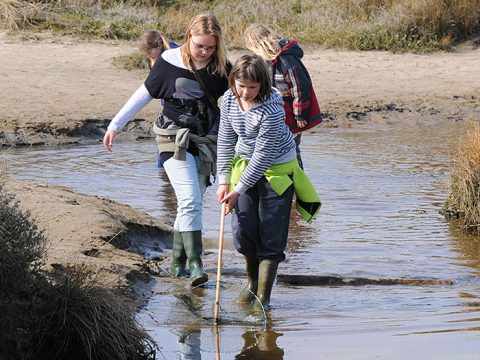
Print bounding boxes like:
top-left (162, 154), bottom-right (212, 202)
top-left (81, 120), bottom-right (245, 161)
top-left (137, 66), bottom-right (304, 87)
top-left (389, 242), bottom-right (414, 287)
top-left (0, 0), bottom-right (46, 30)
top-left (0, 180), bottom-right (48, 356)
top-left (1, 0), bottom-right (479, 52)
top-left (32, 264), bottom-right (157, 360)
top-left (442, 122), bottom-right (480, 232)
top-left (0, 180), bottom-right (156, 359)
top-left (0, 183), bottom-right (46, 293)
top-left (113, 51), bottom-right (151, 71)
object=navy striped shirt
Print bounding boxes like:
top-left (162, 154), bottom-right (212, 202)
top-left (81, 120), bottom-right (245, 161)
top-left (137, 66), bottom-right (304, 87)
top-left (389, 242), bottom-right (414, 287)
top-left (217, 89), bottom-right (296, 194)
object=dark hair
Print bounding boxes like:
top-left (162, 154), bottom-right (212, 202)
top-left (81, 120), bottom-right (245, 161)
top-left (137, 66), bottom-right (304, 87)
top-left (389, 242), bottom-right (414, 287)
top-left (228, 54), bottom-right (272, 102)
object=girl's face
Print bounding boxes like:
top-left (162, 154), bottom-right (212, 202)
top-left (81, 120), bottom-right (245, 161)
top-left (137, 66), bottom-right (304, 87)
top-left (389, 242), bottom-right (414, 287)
top-left (148, 46), bottom-right (163, 62)
top-left (235, 79), bottom-right (261, 104)
top-left (190, 35), bottom-right (217, 64)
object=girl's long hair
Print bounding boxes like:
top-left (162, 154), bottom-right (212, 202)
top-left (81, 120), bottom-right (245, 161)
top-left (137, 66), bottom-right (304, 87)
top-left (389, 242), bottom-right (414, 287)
top-left (137, 30), bottom-right (172, 55)
top-left (181, 13), bottom-right (228, 77)
top-left (243, 23), bottom-right (282, 61)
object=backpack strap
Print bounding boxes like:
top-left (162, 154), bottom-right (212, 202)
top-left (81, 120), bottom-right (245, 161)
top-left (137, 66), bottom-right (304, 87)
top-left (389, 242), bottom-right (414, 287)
top-left (191, 63), bottom-right (220, 116)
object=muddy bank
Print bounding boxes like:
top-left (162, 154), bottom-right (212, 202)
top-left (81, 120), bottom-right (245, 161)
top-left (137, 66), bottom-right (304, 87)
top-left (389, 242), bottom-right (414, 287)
top-left (3, 178), bottom-right (174, 303)
top-left (0, 117), bottom-right (151, 147)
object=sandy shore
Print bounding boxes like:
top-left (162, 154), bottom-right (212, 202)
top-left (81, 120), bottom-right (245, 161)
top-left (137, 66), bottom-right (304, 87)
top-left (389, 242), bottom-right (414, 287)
top-left (1, 31), bottom-right (479, 301)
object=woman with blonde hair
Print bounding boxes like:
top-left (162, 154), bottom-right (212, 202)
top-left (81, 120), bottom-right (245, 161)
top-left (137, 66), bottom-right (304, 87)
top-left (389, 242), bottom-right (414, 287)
top-left (103, 13), bottom-right (231, 287)
top-left (244, 23), bottom-right (322, 168)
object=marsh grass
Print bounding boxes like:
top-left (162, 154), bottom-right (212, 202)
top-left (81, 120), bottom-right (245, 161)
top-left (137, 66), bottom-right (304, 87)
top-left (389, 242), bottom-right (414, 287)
top-left (0, 179), bottom-right (156, 359)
top-left (442, 122), bottom-right (480, 232)
top-left (0, 0), bottom-right (46, 30)
top-left (1, 0), bottom-right (479, 52)
top-left (113, 51), bottom-right (151, 70)
top-left (0, 182), bottom-right (47, 294)
top-left (32, 264), bottom-right (156, 360)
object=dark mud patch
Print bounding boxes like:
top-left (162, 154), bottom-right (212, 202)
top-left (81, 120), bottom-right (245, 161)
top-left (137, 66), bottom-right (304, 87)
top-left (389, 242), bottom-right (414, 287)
top-left (0, 117), bottom-right (153, 147)
top-left (277, 274), bottom-right (454, 286)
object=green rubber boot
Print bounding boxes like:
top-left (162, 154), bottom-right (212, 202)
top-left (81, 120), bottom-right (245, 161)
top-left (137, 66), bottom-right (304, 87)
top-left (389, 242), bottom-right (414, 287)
top-left (171, 231), bottom-right (188, 278)
top-left (253, 260), bottom-right (279, 312)
top-left (182, 230), bottom-right (208, 287)
top-left (236, 256), bottom-right (259, 304)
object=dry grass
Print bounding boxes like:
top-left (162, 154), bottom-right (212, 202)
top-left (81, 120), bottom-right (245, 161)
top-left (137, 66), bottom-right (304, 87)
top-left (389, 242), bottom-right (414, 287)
top-left (2, 0), bottom-right (479, 52)
top-left (0, 0), bottom-right (45, 30)
top-left (0, 180), bottom-right (47, 295)
top-left (32, 264), bottom-right (156, 360)
top-left (443, 122), bottom-right (480, 232)
top-left (113, 51), bottom-right (151, 71)
top-left (0, 178), bottom-right (48, 358)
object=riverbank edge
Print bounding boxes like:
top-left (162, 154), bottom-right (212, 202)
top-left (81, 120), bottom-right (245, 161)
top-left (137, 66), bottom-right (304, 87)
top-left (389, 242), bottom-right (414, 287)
top-left (2, 177), bottom-right (176, 309)
top-left (1, 94), bottom-right (479, 148)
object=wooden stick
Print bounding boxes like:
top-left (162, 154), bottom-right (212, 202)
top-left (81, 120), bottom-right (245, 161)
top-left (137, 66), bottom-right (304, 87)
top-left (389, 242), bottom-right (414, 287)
top-left (214, 325), bottom-right (221, 360)
top-left (214, 203), bottom-right (226, 325)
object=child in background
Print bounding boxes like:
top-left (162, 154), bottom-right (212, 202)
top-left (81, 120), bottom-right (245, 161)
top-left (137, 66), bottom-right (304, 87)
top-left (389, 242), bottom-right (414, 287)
top-left (138, 30), bottom-right (178, 69)
top-left (137, 30), bottom-right (179, 168)
top-left (216, 55), bottom-right (320, 311)
top-left (243, 24), bottom-right (322, 168)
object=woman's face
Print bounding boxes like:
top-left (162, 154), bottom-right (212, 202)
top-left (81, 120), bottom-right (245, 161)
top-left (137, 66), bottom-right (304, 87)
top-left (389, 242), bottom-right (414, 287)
top-left (189, 35), bottom-right (217, 64)
top-left (235, 79), bottom-right (260, 104)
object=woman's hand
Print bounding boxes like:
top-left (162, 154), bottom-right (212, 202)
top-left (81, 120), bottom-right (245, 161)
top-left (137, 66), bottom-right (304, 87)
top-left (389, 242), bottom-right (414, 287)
top-left (103, 129), bottom-right (117, 152)
top-left (216, 184), bottom-right (240, 215)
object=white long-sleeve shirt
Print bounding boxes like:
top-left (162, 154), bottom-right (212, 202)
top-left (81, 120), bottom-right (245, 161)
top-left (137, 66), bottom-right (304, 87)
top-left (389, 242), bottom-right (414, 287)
top-left (107, 84), bottom-right (153, 132)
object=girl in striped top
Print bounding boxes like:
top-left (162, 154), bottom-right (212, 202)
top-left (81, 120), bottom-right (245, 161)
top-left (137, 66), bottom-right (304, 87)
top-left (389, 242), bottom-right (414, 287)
top-left (216, 54), bottom-right (297, 311)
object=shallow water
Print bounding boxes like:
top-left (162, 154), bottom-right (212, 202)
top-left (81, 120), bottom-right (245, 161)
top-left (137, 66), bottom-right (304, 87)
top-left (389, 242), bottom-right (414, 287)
top-left (4, 122), bottom-right (480, 359)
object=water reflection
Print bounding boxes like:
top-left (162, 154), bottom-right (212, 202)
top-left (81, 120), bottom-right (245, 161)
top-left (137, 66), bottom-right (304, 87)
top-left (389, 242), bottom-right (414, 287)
top-left (175, 328), bottom-right (202, 360)
top-left (444, 220), bottom-right (480, 333)
top-left (166, 327), bottom-right (284, 360)
top-left (286, 206), bottom-right (319, 254)
top-left (157, 168), bottom-right (177, 227)
top-left (235, 331), bottom-right (284, 360)
top-left (447, 220), bottom-right (480, 274)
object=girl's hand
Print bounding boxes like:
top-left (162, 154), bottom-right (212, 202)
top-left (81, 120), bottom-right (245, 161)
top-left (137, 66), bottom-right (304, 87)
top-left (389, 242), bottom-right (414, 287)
top-left (216, 185), bottom-right (239, 214)
top-left (222, 191), bottom-right (240, 214)
top-left (216, 184), bottom-right (229, 203)
top-left (297, 120), bottom-right (307, 128)
top-left (103, 129), bottom-right (117, 152)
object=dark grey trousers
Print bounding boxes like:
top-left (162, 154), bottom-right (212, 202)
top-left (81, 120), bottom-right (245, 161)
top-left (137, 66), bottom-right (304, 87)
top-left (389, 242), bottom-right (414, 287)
top-left (232, 176), bottom-right (294, 262)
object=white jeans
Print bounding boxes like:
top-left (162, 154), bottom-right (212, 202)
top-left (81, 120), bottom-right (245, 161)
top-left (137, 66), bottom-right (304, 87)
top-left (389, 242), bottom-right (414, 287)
top-left (163, 153), bottom-right (208, 232)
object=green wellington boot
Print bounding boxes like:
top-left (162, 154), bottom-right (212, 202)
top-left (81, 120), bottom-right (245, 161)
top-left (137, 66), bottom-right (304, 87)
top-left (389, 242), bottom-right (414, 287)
top-left (182, 230), bottom-right (208, 287)
top-left (171, 231), bottom-right (188, 278)
top-left (253, 260), bottom-right (279, 312)
top-left (236, 256), bottom-right (259, 304)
